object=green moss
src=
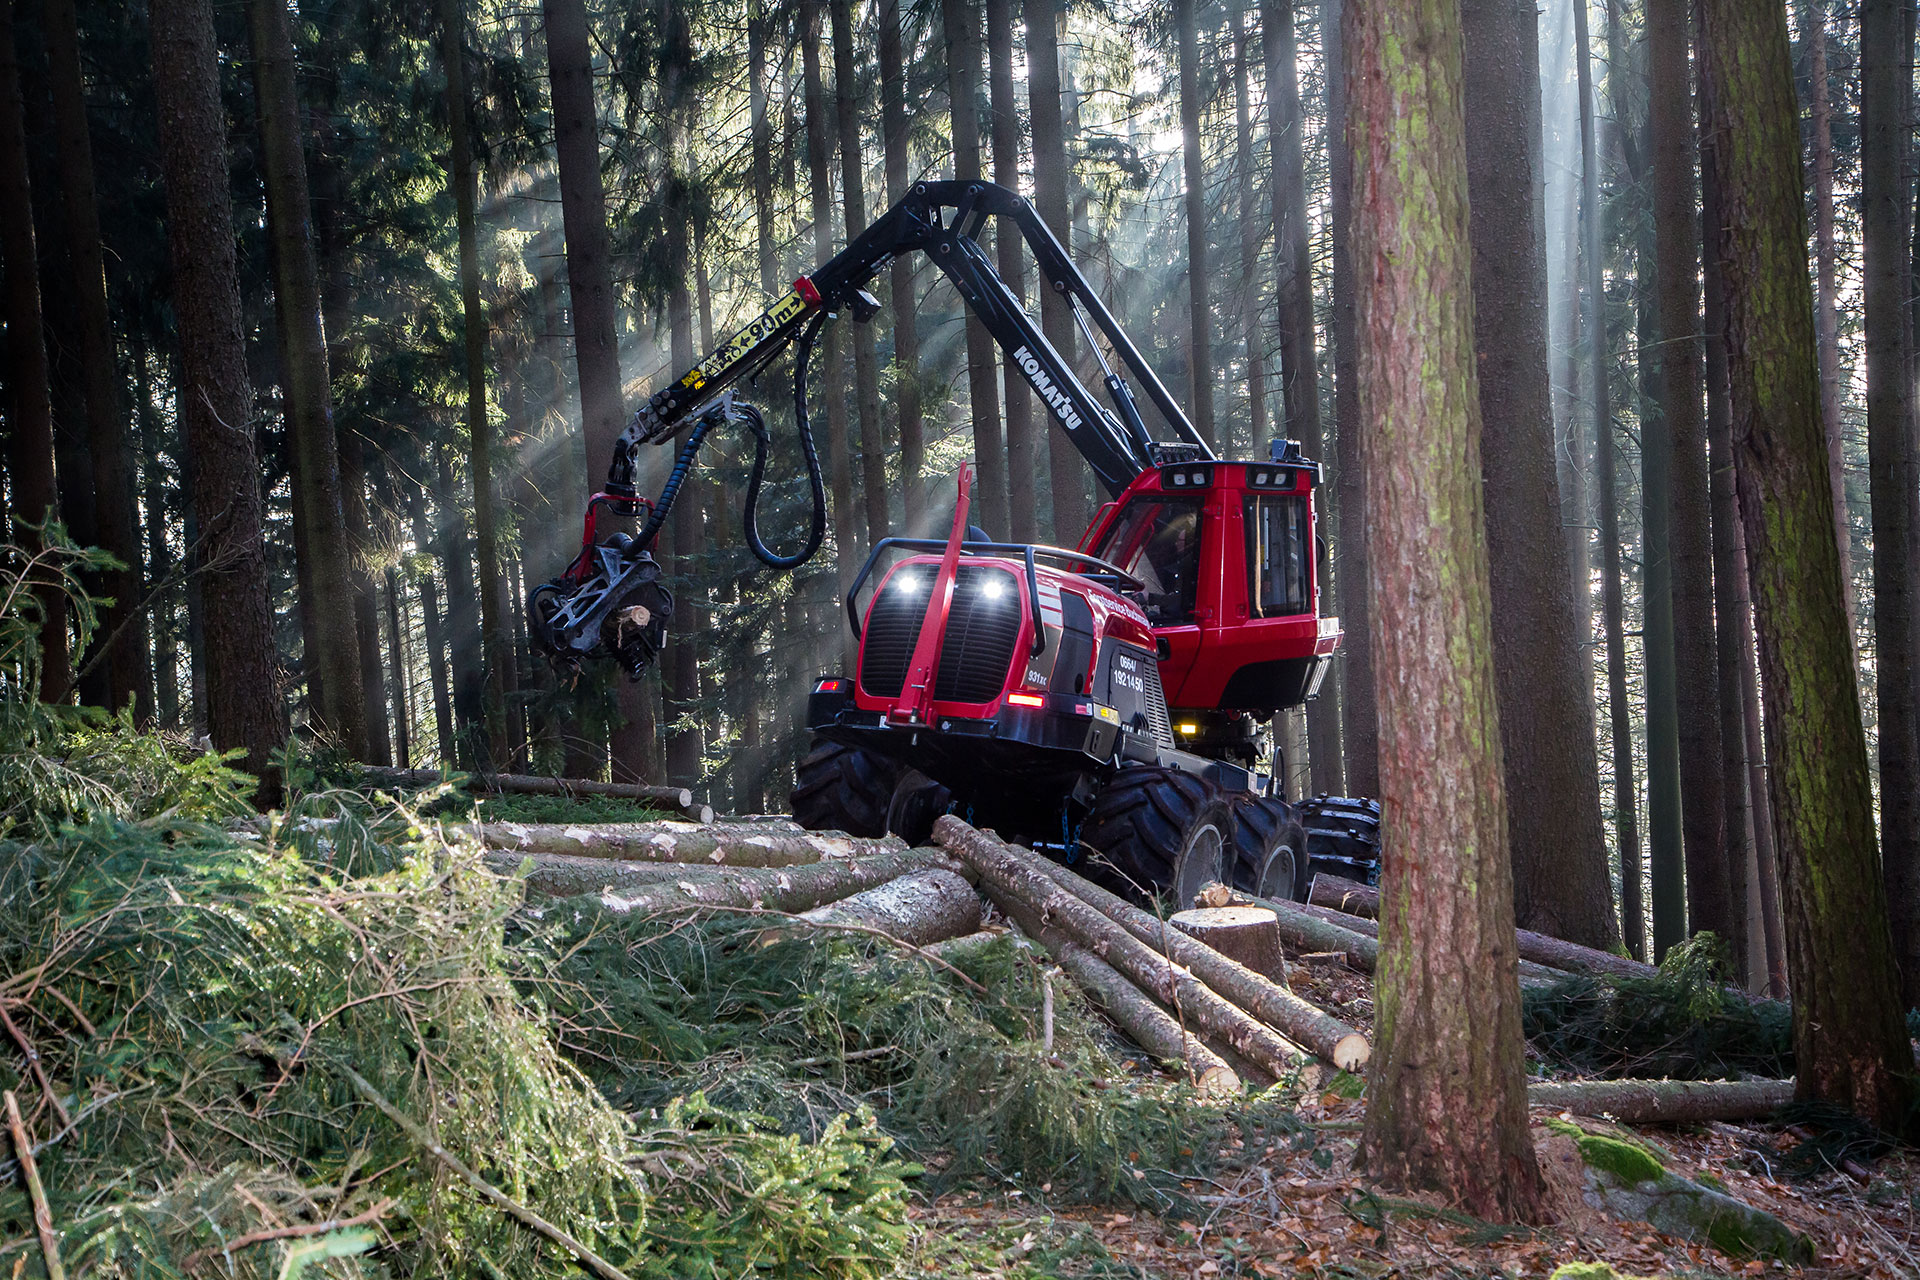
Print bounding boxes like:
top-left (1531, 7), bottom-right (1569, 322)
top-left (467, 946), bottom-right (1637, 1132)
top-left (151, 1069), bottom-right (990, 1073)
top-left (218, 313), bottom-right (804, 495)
top-left (1546, 1119), bottom-right (1666, 1185)
top-left (1548, 1265), bottom-right (1652, 1280)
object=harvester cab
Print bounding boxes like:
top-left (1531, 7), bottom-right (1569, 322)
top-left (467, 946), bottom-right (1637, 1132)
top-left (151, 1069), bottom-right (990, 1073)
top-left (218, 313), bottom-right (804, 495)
top-left (532, 178), bottom-right (1379, 901)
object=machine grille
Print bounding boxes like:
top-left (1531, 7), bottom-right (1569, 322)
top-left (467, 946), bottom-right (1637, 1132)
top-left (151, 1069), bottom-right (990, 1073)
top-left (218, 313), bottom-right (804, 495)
top-left (858, 565), bottom-right (1023, 704)
top-left (1141, 655), bottom-right (1175, 748)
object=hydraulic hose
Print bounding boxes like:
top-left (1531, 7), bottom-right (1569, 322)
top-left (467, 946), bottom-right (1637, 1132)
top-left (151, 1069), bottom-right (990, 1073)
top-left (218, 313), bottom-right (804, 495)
top-left (634, 310), bottom-right (828, 570)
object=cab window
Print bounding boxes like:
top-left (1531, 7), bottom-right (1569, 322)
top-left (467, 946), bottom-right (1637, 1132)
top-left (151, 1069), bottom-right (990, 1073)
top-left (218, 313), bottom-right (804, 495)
top-left (1246, 494), bottom-right (1311, 617)
top-left (1094, 497), bottom-right (1202, 625)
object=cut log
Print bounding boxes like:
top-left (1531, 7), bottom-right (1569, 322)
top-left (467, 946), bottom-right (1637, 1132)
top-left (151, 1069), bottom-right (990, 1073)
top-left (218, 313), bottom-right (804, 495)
top-left (483, 851), bottom-right (726, 888)
top-left (1014, 852), bottom-right (1371, 1072)
top-left (1055, 942), bottom-right (1240, 1096)
top-left (365, 766), bottom-right (708, 820)
top-left (513, 846), bottom-right (960, 913)
top-left (477, 821), bottom-right (902, 868)
top-left (1170, 907), bottom-right (1287, 982)
top-left (928, 929), bottom-right (1031, 961)
top-left (1292, 899), bottom-right (1572, 984)
top-left (1311, 872), bottom-right (1659, 983)
top-left (796, 869), bottom-right (984, 947)
top-left (1527, 1077), bottom-right (1795, 1124)
top-left (933, 816), bottom-right (1318, 1076)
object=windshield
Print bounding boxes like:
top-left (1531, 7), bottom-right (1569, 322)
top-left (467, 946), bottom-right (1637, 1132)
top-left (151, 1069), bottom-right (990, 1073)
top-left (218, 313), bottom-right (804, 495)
top-left (1094, 497), bottom-right (1202, 625)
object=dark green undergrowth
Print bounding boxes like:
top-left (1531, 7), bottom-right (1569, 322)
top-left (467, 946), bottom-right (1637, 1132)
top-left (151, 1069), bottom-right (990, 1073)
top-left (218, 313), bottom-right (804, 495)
top-left (1522, 935), bottom-right (1795, 1080)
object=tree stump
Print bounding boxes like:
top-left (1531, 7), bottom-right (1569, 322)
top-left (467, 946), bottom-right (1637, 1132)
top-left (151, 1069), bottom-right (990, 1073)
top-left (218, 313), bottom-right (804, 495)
top-left (1170, 906), bottom-right (1287, 983)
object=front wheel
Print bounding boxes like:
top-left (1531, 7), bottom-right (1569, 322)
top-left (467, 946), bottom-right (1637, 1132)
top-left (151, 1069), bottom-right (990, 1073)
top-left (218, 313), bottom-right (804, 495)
top-left (790, 736), bottom-right (901, 837)
top-left (1078, 766), bottom-right (1232, 905)
top-left (1229, 795), bottom-right (1310, 901)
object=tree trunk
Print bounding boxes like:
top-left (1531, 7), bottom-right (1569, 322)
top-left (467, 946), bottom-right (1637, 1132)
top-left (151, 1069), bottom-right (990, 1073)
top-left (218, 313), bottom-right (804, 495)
top-left (1860, 0), bottom-right (1920, 1011)
top-left (1055, 942), bottom-right (1240, 1094)
top-left (941, 0), bottom-right (1010, 539)
top-left (151, 0), bottom-right (287, 793)
top-left (440, 0), bottom-right (511, 771)
top-left (134, 344), bottom-right (179, 728)
top-left (1172, 905), bottom-right (1287, 980)
top-left (797, 868), bottom-right (983, 947)
top-left (406, 480), bottom-right (458, 765)
top-left (830, 0), bottom-right (888, 552)
top-left (1805, 0), bottom-right (1851, 622)
top-left (481, 823), bottom-right (882, 867)
top-left (1232, 0), bottom-right (1266, 458)
top-left (1025, 0), bottom-right (1086, 541)
top-left (0, 0), bottom-right (64, 700)
top-left (1461, 0), bottom-right (1619, 951)
top-left (801, 0), bottom-right (859, 602)
top-left (877, 0), bottom-right (925, 530)
top-left (986, 0), bottom-right (1038, 544)
top-left (248, 0), bottom-right (367, 759)
top-left (516, 846), bottom-right (960, 910)
top-left (436, 450), bottom-right (486, 766)
top-left (1586, 0), bottom-right (1642, 961)
top-left (1174, 0), bottom-right (1215, 452)
top-left (46, 0), bottom-right (146, 716)
top-left (750, 0), bottom-right (777, 297)
top-left (1323, 0), bottom-right (1377, 799)
top-left (384, 564), bottom-right (412, 767)
top-left (1699, 0), bottom-right (1915, 1134)
top-left (1345, 0), bottom-right (1548, 1219)
top-left (1526, 1077), bottom-right (1794, 1123)
top-left (1649, 0), bottom-right (1730, 946)
top-left (337, 428), bottom-right (393, 766)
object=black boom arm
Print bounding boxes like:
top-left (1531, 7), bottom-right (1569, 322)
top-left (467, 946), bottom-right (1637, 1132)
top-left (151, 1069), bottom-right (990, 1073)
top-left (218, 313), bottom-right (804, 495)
top-left (606, 180), bottom-right (1212, 503)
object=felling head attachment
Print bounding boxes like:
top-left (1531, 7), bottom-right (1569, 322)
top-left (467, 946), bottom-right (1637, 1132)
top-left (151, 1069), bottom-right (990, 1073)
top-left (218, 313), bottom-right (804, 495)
top-left (528, 495), bottom-right (674, 680)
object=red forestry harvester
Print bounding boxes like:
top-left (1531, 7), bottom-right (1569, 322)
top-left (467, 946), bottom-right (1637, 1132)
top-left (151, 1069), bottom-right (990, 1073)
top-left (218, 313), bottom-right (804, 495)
top-left (530, 180), bottom-right (1379, 901)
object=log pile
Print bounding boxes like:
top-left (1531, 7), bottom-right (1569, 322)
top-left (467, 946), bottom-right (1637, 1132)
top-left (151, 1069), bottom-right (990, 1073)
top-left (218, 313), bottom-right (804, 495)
top-left (365, 765), bottom-right (715, 822)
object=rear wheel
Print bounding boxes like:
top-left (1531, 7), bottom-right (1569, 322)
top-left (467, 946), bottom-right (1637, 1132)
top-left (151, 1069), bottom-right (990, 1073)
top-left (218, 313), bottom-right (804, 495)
top-left (790, 737), bottom-right (901, 837)
top-left (1229, 796), bottom-right (1310, 901)
top-left (1078, 766), bottom-right (1233, 905)
top-left (1296, 795), bottom-right (1383, 886)
top-left (884, 769), bottom-right (953, 846)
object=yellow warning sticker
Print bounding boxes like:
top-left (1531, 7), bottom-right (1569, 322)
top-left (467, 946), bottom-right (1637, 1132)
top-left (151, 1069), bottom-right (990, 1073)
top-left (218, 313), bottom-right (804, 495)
top-left (678, 289), bottom-right (811, 392)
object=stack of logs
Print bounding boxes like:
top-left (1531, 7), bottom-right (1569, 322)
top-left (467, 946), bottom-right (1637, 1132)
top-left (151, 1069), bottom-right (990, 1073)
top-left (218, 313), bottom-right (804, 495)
top-left (476, 806), bottom-right (1795, 1123)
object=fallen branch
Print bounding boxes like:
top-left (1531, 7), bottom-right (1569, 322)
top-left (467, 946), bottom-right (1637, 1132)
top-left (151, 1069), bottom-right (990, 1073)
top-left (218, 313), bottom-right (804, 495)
top-left (1527, 1077), bottom-right (1796, 1124)
top-left (0, 1003), bottom-right (68, 1130)
top-left (1022, 856), bottom-right (1370, 1071)
top-left (933, 817), bottom-right (1312, 1078)
top-left (366, 766), bottom-right (709, 821)
top-left (514, 846), bottom-right (960, 912)
top-left (337, 1064), bottom-right (634, 1280)
top-left (1311, 873), bottom-right (1658, 983)
top-left (4, 1091), bottom-right (65, 1280)
top-left (479, 820), bottom-right (897, 868)
top-left (183, 1197), bottom-right (397, 1268)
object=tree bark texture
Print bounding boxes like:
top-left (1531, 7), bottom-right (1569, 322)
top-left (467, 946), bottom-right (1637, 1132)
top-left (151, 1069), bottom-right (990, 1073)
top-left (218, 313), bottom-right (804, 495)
top-left (1055, 941), bottom-right (1241, 1094)
top-left (515, 846), bottom-right (961, 909)
top-left (1172, 905), bottom-right (1286, 981)
top-left (406, 482), bottom-right (458, 765)
top-left (1344, 0), bottom-right (1547, 1220)
top-left (986, 0), bottom-right (1038, 544)
top-left (436, 450), bottom-right (485, 766)
top-left (1525, 1077), bottom-right (1794, 1123)
top-left (336, 428), bottom-right (392, 766)
top-left (1174, 0), bottom-right (1215, 452)
top-left (797, 868), bottom-right (984, 947)
top-left (1233, 0), bottom-right (1267, 456)
top-left (480, 822), bottom-right (885, 867)
top-left (1805, 1), bottom-right (1851, 623)
top-left (0, 0), bottom-right (65, 699)
top-left (1581, 0), bottom-right (1641, 961)
top-left (1859, 0), bottom-right (1920, 1011)
top-left (1649, 0), bottom-right (1730, 946)
top-left (440, 0), bottom-right (512, 771)
top-left (831, 0), bottom-right (888, 551)
top-left (1323, 0), bottom-right (1378, 799)
top-left (1460, 0), bottom-right (1618, 951)
top-left (942, 0), bottom-right (1010, 539)
top-left (877, 0), bottom-right (925, 529)
top-left (151, 0), bottom-right (287, 790)
top-left (45, 0), bottom-right (146, 715)
top-left (1026, 0), bottom-right (1086, 540)
top-left (1699, 0), bottom-right (1916, 1133)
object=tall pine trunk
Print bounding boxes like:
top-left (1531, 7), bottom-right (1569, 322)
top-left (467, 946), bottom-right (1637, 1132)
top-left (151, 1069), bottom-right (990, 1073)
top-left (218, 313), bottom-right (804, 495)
top-left (1806, 0), bottom-right (1851, 620)
top-left (1460, 0), bottom-right (1619, 950)
top-left (1324, 0), bottom-right (1378, 798)
top-left (1026, 0), bottom-right (1086, 540)
top-left (1174, 0), bottom-right (1215, 450)
top-left (406, 481), bottom-right (458, 765)
top-left (152, 0), bottom-right (287, 791)
top-left (249, 0), bottom-right (368, 759)
top-left (1649, 0), bottom-right (1729, 945)
top-left (441, 0), bottom-right (512, 770)
top-left (986, 0), bottom-right (1038, 543)
top-left (878, 0), bottom-right (925, 529)
top-left (803, 0), bottom-right (859, 602)
top-left (1264, 0), bottom-right (1342, 796)
top-left (941, 0), bottom-right (1010, 537)
top-left (1860, 0), bottom-right (1920, 1009)
top-left (1348, 0), bottom-right (1547, 1220)
top-left (1701, 0), bottom-right (1915, 1132)
top-left (47, 0), bottom-right (147, 716)
top-left (832, 0), bottom-right (888, 550)
top-left (1580, 0), bottom-right (1641, 959)
top-left (1233, 0), bottom-right (1265, 456)
top-left (663, 0), bottom-right (704, 789)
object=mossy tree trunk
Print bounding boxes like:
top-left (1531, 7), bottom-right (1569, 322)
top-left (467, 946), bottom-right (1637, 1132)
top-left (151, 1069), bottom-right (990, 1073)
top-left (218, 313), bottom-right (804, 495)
top-left (1345, 0), bottom-right (1547, 1221)
top-left (1461, 0), bottom-right (1619, 951)
top-left (1699, 0), bottom-right (1915, 1132)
